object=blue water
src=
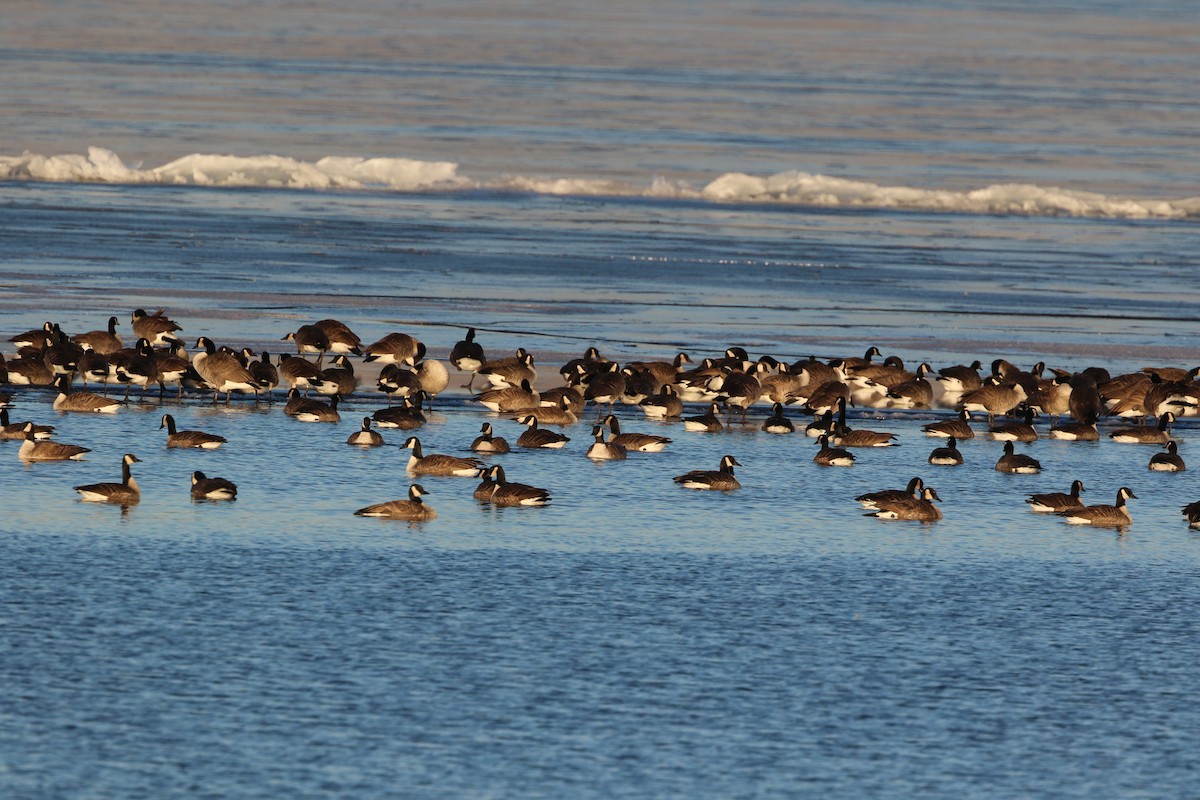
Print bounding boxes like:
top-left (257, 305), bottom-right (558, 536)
top-left (4, 1), bottom-right (1200, 796)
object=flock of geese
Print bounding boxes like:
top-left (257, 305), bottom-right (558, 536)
top-left (2, 312), bottom-right (1198, 529)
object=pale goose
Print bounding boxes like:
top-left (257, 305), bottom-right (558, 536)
top-left (403, 437), bottom-right (482, 476)
top-left (487, 465), bottom-right (552, 506)
top-left (584, 424), bottom-right (627, 461)
top-left (673, 455), bottom-right (741, 490)
top-left (1026, 480), bottom-right (1085, 513)
top-left (18, 423), bottom-right (90, 461)
top-left (603, 415), bottom-right (671, 452)
top-left (995, 441), bottom-right (1041, 474)
top-left (865, 487), bottom-right (942, 521)
top-left (160, 413), bottom-right (226, 449)
top-left (1148, 441), bottom-right (1185, 472)
top-left (412, 348), bottom-right (450, 409)
top-left (72, 316), bottom-right (123, 354)
top-left (927, 437), bottom-right (964, 466)
top-left (354, 483), bottom-right (437, 520)
top-left (856, 476), bottom-right (924, 510)
top-left (922, 410), bottom-right (975, 439)
top-left (1060, 487), bottom-right (1136, 527)
top-left (74, 453), bottom-right (140, 505)
top-left (190, 471), bottom-right (238, 501)
top-left (0, 409), bottom-right (54, 440)
top-left (347, 417), bottom-right (385, 447)
top-left (1109, 412), bottom-right (1175, 444)
top-left (52, 375), bottom-right (122, 413)
top-left (449, 327), bottom-right (486, 388)
top-left (470, 422), bottom-right (511, 453)
top-left (130, 309), bottom-right (182, 346)
top-left (813, 434), bottom-right (855, 467)
top-left (192, 337), bottom-right (259, 402)
top-left (516, 415), bottom-right (570, 449)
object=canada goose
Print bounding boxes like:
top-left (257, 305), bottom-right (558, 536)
top-left (682, 403), bottom-right (723, 433)
top-left (959, 381), bottom-right (1028, 426)
top-left (995, 441), bottom-right (1041, 474)
top-left (927, 437), bottom-right (964, 466)
top-left (1066, 373), bottom-right (1102, 424)
top-left (582, 362), bottom-right (627, 416)
top-left (1181, 501), bottom-right (1200, 528)
top-left (18, 423), bottom-right (89, 461)
top-left (585, 424), bottom-right (627, 460)
top-left (472, 467), bottom-right (497, 501)
top-left (805, 410), bottom-right (835, 439)
top-left (0, 409), bottom-right (54, 440)
top-left (760, 366), bottom-right (806, 405)
top-left (363, 331), bottom-right (422, 365)
top-left (865, 487), bottom-right (942, 521)
top-left (72, 316), bottom-right (123, 354)
top-left (314, 354), bottom-right (357, 397)
top-left (1141, 371), bottom-right (1195, 419)
top-left (0, 352), bottom-right (54, 385)
top-left (243, 350), bottom-right (280, 396)
top-left (192, 337), bottom-right (259, 402)
top-left (52, 375), bottom-right (122, 413)
top-left (371, 395), bottom-right (427, 429)
top-left (511, 395), bottom-right (578, 426)
top-left (639, 385), bottom-right (683, 419)
top-left (989, 406), bottom-right (1038, 442)
top-left (449, 327), bottom-right (486, 388)
top-left (1109, 412), bottom-right (1175, 444)
top-left (830, 398), bottom-right (897, 447)
top-left (1048, 420), bottom-right (1099, 441)
top-left (936, 361), bottom-right (984, 393)
top-left (478, 350), bottom-right (537, 389)
top-left (1026, 480), bottom-right (1085, 513)
top-left (190, 471), bottom-right (238, 501)
top-left (673, 454), bottom-right (741, 490)
top-left (1059, 486), bottom-right (1136, 527)
top-left (1099, 372), bottom-right (1152, 418)
top-left (76, 349), bottom-right (111, 390)
top-left (354, 483), bottom-right (437, 520)
top-left (347, 417), bottom-right (385, 447)
top-left (376, 363), bottom-right (423, 402)
top-left (885, 364), bottom-right (935, 408)
top-left (313, 319), bottom-right (362, 356)
top-left (470, 422), bottom-right (511, 453)
top-left (277, 353), bottom-right (325, 393)
top-left (159, 413), bottom-right (226, 449)
top-left (761, 402), bottom-right (794, 434)
top-left (282, 324), bottom-right (330, 362)
top-left (288, 392), bottom-right (341, 423)
top-left (74, 453), bottom-right (140, 505)
top-left (626, 352), bottom-right (691, 388)
top-left (560, 347), bottom-right (612, 383)
top-left (539, 385), bottom-right (585, 415)
top-left (1026, 376), bottom-right (1072, 423)
top-left (154, 343), bottom-right (194, 399)
top-left (856, 476), bottom-right (924, 509)
top-left (487, 465), bottom-right (552, 506)
top-left (922, 409), bottom-right (975, 439)
top-left (849, 355), bottom-right (913, 387)
top-left (813, 434), bottom-right (855, 467)
top-left (620, 366), bottom-right (661, 405)
top-left (130, 309), bottom-right (182, 346)
top-left (476, 379), bottom-right (539, 413)
top-left (8, 321), bottom-right (55, 349)
top-left (403, 437), bottom-right (483, 476)
top-left (718, 363), bottom-right (766, 422)
top-left (603, 415), bottom-right (671, 452)
top-left (115, 338), bottom-right (160, 400)
top-left (798, 380), bottom-right (851, 416)
top-left (516, 415), bottom-right (570, 448)
top-left (840, 346), bottom-right (882, 372)
top-left (1148, 441), bottom-right (1185, 472)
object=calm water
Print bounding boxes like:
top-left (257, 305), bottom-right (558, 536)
top-left (3, 1), bottom-right (1200, 797)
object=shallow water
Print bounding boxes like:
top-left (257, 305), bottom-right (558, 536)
top-left (5, 0), bottom-right (1200, 796)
